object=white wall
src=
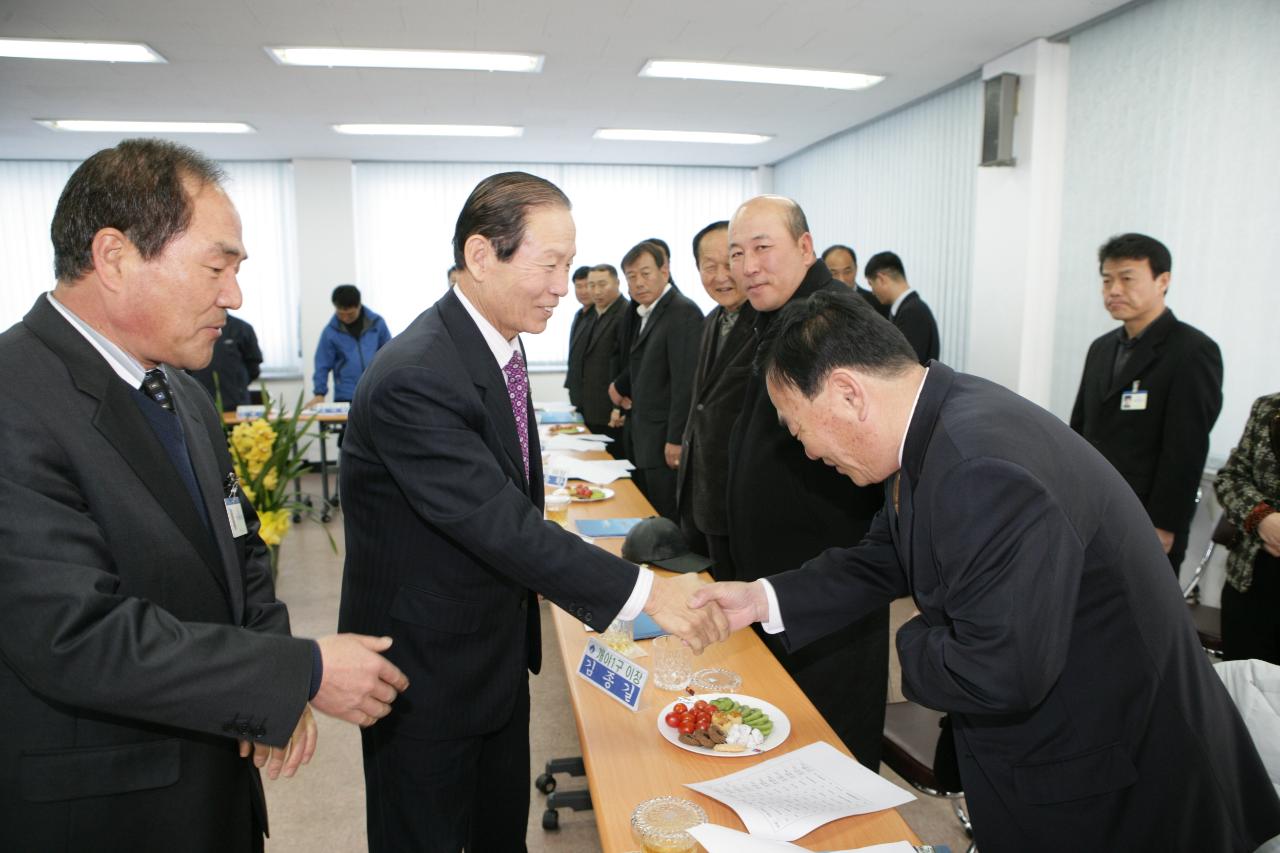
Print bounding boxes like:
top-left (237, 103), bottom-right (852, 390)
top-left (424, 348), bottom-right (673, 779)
top-left (1050, 0), bottom-right (1280, 465)
top-left (773, 77), bottom-right (982, 370)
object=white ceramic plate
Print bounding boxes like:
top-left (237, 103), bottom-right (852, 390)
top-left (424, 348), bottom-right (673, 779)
top-left (656, 693), bottom-right (791, 757)
top-left (569, 486), bottom-right (615, 502)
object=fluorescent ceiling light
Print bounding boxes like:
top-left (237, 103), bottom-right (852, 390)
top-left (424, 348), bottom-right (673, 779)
top-left (594, 128), bottom-right (771, 145)
top-left (640, 59), bottom-right (883, 91)
top-left (38, 120), bottom-right (254, 134)
top-left (269, 46), bottom-right (543, 73)
top-left (0, 38), bottom-right (164, 63)
top-left (333, 123), bottom-right (524, 138)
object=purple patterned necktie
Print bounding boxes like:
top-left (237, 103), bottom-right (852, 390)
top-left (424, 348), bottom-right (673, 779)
top-left (502, 350), bottom-right (530, 482)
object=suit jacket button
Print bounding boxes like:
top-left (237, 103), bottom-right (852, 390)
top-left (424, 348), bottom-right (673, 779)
top-left (697, 404), bottom-right (705, 411)
top-left (584, 611), bottom-right (593, 623)
top-left (255, 726), bottom-right (267, 738)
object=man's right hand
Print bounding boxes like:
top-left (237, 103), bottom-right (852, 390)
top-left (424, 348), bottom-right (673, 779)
top-left (688, 581), bottom-right (771, 634)
top-left (312, 634), bottom-right (409, 727)
top-left (305, 395), bottom-right (326, 410)
top-left (643, 573), bottom-right (729, 653)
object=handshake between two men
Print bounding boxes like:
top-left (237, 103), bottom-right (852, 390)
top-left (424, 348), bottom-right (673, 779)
top-left (640, 574), bottom-right (769, 653)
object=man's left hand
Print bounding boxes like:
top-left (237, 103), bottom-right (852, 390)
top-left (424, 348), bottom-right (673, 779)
top-left (643, 573), bottom-right (729, 653)
top-left (1155, 527), bottom-right (1174, 554)
top-left (664, 443), bottom-right (682, 470)
top-left (239, 705), bottom-right (318, 780)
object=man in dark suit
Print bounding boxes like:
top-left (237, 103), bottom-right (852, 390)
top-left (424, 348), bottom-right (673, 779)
top-left (611, 240), bottom-right (704, 520)
top-left (724, 196), bottom-right (889, 771)
top-left (0, 139), bottom-right (407, 853)
top-left (677, 220), bottom-right (756, 578)
top-left (337, 172), bottom-right (727, 853)
top-left (190, 312), bottom-right (263, 410)
top-left (580, 263), bottom-right (628, 450)
top-left (822, 243), bottom-right (887, 318)
top-left (1070, 233), bottom-right (1222, 575)
top-left (561, 265), bottom-right (594, 412)
top-left (864, 251), bottom-right (940, 364)
top-left (693, 288), bottom-right (1280, 853)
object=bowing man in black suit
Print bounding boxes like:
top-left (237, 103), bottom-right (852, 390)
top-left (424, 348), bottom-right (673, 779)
top-left (0, 139), bottom-right (406, 853)
top-left (561, 265), bottom-right (594, 412)
top-left (337, 173), bottom-right (727, 853)
top-left (864, 251), bottom-right (940, 364)
top-left (693, 289), bottom-right (1280, 853)
top-left (677, 220), bottom-right (757, 578)
top-left (1070, 233), bottom-right (1222, 576)
top-left (611, 240), bottom-right (704, 520)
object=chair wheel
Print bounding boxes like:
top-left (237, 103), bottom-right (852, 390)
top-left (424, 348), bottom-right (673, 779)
top-left (535, 773), bottom-right (556, 794)
top-left (542, 809), bottom-right (559, 830)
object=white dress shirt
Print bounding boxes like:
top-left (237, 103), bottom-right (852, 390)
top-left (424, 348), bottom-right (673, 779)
top-left (46, 291), bottom-right (154, 388)
top-left (890, 287), bottom-right (914, 318)
top-left (634, 283), bottom-right (672, 334)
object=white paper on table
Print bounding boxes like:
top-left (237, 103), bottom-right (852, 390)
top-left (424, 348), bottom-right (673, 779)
top-left (543, 453), bottom-right (634, 484)
top-left (685, 741), bottom-right (916, 842)
top-left (688, 824), bottom-right (916, 853)
top-left (541, 435), bottom-right (614, 451)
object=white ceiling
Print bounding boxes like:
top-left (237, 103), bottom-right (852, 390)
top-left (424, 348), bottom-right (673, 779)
top-left (0, 0), bottom-right (1129, 167)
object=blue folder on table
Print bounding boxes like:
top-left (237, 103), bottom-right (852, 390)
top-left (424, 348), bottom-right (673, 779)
top-left (538, 410), bottom-right (584, 424)
top-left (575, 517), bottom-right (644, 538)
top-left (632, 612), bottom-right (666, 640)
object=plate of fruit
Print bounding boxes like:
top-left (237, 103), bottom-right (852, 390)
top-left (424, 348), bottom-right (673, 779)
top-left (548, 423), bottom-right (588, 435)
top-left (656, 694), bottom-right (790, 757)
top-left (568, 482), bottom-right (614, 502)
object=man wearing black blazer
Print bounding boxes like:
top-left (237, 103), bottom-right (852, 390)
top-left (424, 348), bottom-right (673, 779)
top-left (561, 265), bottom-right (594, 412)
top-left (1070, 233), bottom-right (1222, 574)
top-left (724, 196), bottom-right (889, 771)
top-left (694, 289), bottom-right (1280, 853)
top-left (0, 139), bottom-right (406, 853)
top-left (865, 251), bottom-right (940, 364)
top-left (612, 240), bottom-right (704, 520)
top-left (580, 264), bottom-right (628, 449)
top-left (677, 220), bottom-right (757, 578)
top-left (337, 173), bottom-right (726, 853)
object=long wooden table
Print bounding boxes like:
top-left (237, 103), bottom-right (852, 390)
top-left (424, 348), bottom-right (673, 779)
top-left (547, 440), bottom-right (920, 851)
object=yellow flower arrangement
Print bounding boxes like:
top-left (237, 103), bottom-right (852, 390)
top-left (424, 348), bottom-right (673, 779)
top-left (225, 388), bottom-right (324, 573)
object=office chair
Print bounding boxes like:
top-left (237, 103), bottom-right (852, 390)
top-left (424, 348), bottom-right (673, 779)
top-left (882, 700), bottom-right (976, 853)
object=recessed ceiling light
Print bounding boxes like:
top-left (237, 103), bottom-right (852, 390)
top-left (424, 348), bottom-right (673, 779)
top-left (594, 128), bottom-right (771, 145)
top-left (333, 123), bottom-right (524, 137)
top-left (640, 59), bottom-right (883, 91)
top-left (38, 120), bottom-right (254, 134)
top-left (269, 47), bottom-right (543, 73)
top-left (0, 38), bottom-right (164, 63)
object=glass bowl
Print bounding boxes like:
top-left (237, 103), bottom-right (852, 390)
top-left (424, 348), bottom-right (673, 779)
top-left (690, 668), bottom-right (742, 694)
top-left (630, 795), bottom-right (706, 853)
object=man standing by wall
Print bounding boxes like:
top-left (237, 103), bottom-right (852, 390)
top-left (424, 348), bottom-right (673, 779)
top-left (0, 138), bottom-right (406, 852)
top-left (1070, 233), bottom-right (1223, 575)
top-left (307, 284), bottom-right (392, 409)
top-left (725, 196), bottom-right (889, 770)
top-left (677, 220), bottom-right (756, 578)
top-left (580, 263), bottom-right (628, 450)
top-left (613, 240), bottom-right (704, 520)
top-left (337, 172), bottom-right (726, 853)
top-left (864, 251), bottom-right (940, 364)
top-left (563, 265), bottom-right (594, 413)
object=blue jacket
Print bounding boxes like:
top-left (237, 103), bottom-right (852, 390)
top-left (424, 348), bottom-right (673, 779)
top-left (312, 307), bottom-right (392, 401)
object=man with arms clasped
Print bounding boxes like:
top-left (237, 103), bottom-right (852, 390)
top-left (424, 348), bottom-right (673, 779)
top-left (337, 172), bottom-right (727, 853)
top-left (676, 220), bottom-right (756, 578)
top-left (1070, 233), bottom-right (1222, 575)
top-left (580, 263), bottom-right (629, 450)
top-left (0, 139), bottom-right (407, 853)
top-left (692, 289), bottom-right (1280, 852)
top-left (724, 196), bottom-right (889, 770)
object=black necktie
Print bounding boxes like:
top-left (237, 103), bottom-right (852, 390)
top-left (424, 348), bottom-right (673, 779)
top-left (141, 368), bottom-right (175, 412)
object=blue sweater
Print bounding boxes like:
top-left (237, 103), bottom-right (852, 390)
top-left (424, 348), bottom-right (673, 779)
top-left (312, 307), bottom-right (392, 401)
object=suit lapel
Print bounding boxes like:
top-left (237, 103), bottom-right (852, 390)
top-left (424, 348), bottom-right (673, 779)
top-left (1104, 311), bottom-right (1175, 400)
top-left (897, 364), bottom-right (955, 591)
top-left (632, 287), bottom-right (674, 350)
top-left (438, 291), bottom-right (528, 489)
top-left (701, 304), bottom-right (755, 389)
top-left (176, 387), bottom-right (245, 623)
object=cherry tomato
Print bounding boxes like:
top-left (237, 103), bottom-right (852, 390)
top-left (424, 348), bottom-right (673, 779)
top-left (664, 712), bottom-right (682, 728)
top-left (678, 721), bottom-right (696, 735)
top-left (672, 703), bottom-right (688, 715)
top-left (693, 700), bottom-right (709, 712)
top-left (679, 713), bottom-right (694, 727)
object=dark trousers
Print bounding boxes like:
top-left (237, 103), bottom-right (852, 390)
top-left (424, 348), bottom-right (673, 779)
top-left (680, 502), bottom-right (736, 581)
top-left (634, 465), bottom-right (677, 520)
top-left (1223, 549), bottom-right (1280, 665)
top-left (756, 607), bottom-right (889, 772)
top-left (584, 421), bottom-right (624, 458)
top-left (361, 679), bottom-right (531, 853)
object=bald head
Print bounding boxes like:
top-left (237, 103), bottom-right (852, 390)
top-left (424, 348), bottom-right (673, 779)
top-left (728, 195), bottom-right (816, 313)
